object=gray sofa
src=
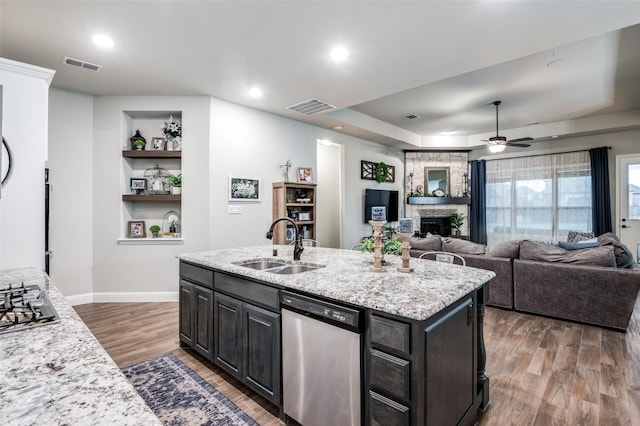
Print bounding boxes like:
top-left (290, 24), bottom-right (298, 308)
top-left (410, 234), bottom-right (640, 331)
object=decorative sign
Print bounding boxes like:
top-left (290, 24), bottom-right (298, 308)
top-left (361, 160), bottom-right (395, 183)
top-left (398, 218), bottom-right (414, 234)
top-left (371, 206), bottom-right (386, 221)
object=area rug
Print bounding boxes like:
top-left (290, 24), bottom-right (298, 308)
top-left (122, 353), bottom-right (259, 426)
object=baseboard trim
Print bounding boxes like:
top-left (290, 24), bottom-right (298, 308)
top-left (66, 291), bottom-right (178, 306)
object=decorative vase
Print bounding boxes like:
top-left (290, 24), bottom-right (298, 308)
top-left (130, 129), bottom-right (146, 151)
top-left (171, 186), bottom-right (181, 195)
top-left (165, 135), bottom-right (182, 151)
top-left (151, 230), bottom-right (160, 238)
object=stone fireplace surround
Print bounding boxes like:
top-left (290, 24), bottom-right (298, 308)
top-left (418, 208), bottom-right (455, 237)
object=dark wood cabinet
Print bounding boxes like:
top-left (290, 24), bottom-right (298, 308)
top-left (425, 297), bottom-right (475, 426)
top-left (179, 279), bottom-right (214, 360)
top-left (213, 292), bottom-right (243, 377)
top-left (212, 275), bottom-right (281, 405)
top-left (178, 280), bottom-right (194, 347)
top-left (193, 285), bottom-right (214, 359)
top-left (366, 293), bottom-right (478, 426)
top-left (244, 303), bottom-right (281, 403)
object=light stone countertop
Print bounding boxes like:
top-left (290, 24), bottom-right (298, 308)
top-left (179, 245), bottom-right (495, 321)
top-left (0, 267), bottom-right (161, 426)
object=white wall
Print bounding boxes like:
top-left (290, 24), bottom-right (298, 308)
top-left (0, 58), bottom-right (54, 270)
top-left (208, 98), bottom-right (324, 249)
top-left (46, 91), bottom-right (404, 300)
top-left (317, 141), bottom-right (342, 248)
top-left (341, 138), bottom-right (404, 249)
top-left (92, 96), bottom-right (211, 296)
top-left (47, 89), bottom-right (94, 296)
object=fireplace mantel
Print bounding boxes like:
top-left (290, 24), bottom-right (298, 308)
top-left (407, 197), bottom-right (470, 205)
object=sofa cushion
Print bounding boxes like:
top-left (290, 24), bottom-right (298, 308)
top-left (442, 238), bottom-right (486, 255)
top-left (557, 241), bottom-right (600, 251)
top-left (567, 231), bottom-right (596, 243)
top-left (598, 233), bottom-right (636, 268)
top-left (520, 240), bottom-right (616, 267)
top-left (410, 234), bottom-right (442, 251)
top-left (486, 240), bottom-right (520, 258)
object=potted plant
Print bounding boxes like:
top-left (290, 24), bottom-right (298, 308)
top-left (130, 129), bottom-right (146, 151)
top-left (360, 236), bottom-right (403, 256)
top-left (450, 212), bottom-right (465, 236)
top-left (169, 174), bottom-right (182, 195)
top-left (149, 225), bottom-right (161, 238)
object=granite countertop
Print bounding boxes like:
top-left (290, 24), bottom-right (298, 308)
top-left (0, 267), bottom-right (161, 426)
top-left (179, 245), bottom-right (495, 321)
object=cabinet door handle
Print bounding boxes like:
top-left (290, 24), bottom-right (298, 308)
top-left (467, 303), bottom-right (474, 326)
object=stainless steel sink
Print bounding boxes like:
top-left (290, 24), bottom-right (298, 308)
top-left (233, 258), bottom-right (325, 274)
top-left (233, 258), bottom-right (287, 270)
top-left (268, 264), bottom-right (326, 274)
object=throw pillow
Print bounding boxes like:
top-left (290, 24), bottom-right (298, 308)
top-left (598, 233), bottom-right (636, 268)
top-left (442, 238), bottom-right (486, 255)
top-left (557, 241), bottom-right (601, 251)
top-left (486, 240), bottom-right (520, 258)
top-left (566, 231), bottom-right (596, 243)
top-left (410, 234), bottom-right (442, 251)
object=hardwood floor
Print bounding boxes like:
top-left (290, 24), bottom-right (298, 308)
top-left (75, 295), bottom-right (640, 425)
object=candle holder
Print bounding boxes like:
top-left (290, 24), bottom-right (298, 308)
top-left (368, 220), bottom-right (386, 272)
top-left (397, 232), bottom-right (414, 273)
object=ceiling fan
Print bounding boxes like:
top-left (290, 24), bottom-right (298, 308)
top-left (484, 101), bottom-right (533, 152)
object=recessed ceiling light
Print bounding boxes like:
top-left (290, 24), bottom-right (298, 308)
top-left (92, 34), bottom-right (114, 48)
top-left (330, 46), bottom-right (349, 62)
top-left (248, 87), bottom-right (263, 98)
top-left (333, 125), bottom-right (344, 131)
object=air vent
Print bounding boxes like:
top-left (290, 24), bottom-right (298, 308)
top-left (287, 99), bottom-right (335, 115)
top-left (63, 57), bottom-right (102, 72)
top-left (405, 114), bottom-right (420, 119)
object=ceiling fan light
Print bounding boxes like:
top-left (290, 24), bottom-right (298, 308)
top-left (488, 143), bottom-right (506, 153)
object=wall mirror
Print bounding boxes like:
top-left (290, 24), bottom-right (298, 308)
top-left (425, 167), bottom-right (449, 195)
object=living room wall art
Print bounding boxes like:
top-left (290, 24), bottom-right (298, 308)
top-left (228, 176), bottom-right (261, 201)
top-left (361, 160), bottom-right (395, 183)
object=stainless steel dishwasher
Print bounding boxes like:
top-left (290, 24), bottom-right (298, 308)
top-left (281, 291), bottom-right (362, 426)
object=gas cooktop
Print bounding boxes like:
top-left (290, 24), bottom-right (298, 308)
top-left (0, 281), bottom-right (59, 334)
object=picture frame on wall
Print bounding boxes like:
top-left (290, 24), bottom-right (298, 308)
top-left (151, 137), bottom-right (165, 151)
top-left (127, 221), bottom-right (146, 238)
top-left (297, 167), bottom-right (313, 183)
top-left (229, 176), bottom-right (261, 201)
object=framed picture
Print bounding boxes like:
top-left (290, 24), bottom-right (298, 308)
top-left (297, 167), bottom-right (313, 183)
top-left (229, 176), bottom-right (261, 201)
top-left (151, 137), bottom-right (165, 151)
top-left (127, 221), bottom-right (146, 238)
top-left (130, 178), bottom-right (147, 194)
top-left (286, 226), bottom-right (295, 241)
top-left (298, 211), bottom-right (311, 221)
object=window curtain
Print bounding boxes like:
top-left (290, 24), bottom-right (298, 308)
top-left (589, 147), bottom-right (613, 235)
top-left (485, 151), bottom-right (592, 244)
top-left (469, 160), bottom-right (486, 244)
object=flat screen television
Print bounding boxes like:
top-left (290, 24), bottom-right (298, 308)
top-left (364, 189), bottom-right (399, 223)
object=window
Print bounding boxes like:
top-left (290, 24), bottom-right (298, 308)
top-left (486, 151), bottom-right (591, 244)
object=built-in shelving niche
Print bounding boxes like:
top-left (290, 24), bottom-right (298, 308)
top-left (118, 110), bottom-right (183, 244)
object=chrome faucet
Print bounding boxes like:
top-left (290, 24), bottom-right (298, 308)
top-left (266, 217), bottom-right (303, 261)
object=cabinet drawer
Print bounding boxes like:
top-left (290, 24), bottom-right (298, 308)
top-left (369, 390), bottom-right (410, 426)
top-left (369, 349), bottom-right (410, 401)
top-left (180, 262), bottom-right (214, 289)
top-left (370, 315), bottom-right (410, 355)
top-left (215, 272), bottom-right (279, 311)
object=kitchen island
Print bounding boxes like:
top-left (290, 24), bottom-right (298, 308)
top-left (0, 267), bottom-right (160, 426)
top-left (179, 245), bottom-right (495, 425)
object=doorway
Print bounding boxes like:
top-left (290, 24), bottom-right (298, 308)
top-left (316, 139), bottom-right (342, 248)
top-left (615, 154), bottom-right (640, 261)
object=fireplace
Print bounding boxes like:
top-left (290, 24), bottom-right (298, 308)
top-left (420, 217), bottom-right (451, 237)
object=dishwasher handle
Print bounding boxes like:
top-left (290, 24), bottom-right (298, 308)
top-left (281, 291), bottom-right (361, 331)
